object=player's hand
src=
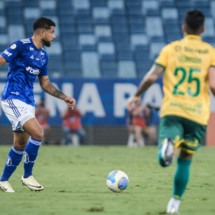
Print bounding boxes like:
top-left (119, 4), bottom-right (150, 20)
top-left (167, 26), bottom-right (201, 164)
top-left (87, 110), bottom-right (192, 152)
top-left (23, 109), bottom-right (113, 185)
top-left (127, 96), bottom-right (141, 111)
top-left (64, 97), bottom-right (76, 110)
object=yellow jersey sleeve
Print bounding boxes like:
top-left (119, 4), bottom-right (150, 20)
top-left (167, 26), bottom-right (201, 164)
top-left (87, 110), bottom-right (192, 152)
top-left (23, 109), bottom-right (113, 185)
top-left (155, 45), bottom-right (170, 68)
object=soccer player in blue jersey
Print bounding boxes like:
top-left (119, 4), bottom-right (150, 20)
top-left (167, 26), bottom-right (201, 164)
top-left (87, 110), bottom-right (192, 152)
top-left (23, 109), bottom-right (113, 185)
top-left (0, 17), bottom-right (76, 192)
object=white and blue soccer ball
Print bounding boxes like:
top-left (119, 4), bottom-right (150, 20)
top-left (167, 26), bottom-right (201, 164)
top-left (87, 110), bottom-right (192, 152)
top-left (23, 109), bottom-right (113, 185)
top-left (106, 170), bottom-right (129, 192)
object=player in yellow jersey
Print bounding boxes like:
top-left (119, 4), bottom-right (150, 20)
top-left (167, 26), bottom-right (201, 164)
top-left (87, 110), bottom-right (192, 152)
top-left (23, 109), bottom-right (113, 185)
top-left (128, 9), bottom-right (215, 214)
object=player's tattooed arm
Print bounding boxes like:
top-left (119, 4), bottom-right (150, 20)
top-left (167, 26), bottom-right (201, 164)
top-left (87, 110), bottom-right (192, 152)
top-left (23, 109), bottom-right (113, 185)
top-left (39, 75), bottom-right (66, 99)
top-left (39, 75), bottom-right (76, 109)
top-left (127, 64), bottom-right (163, 109)
top-left (135, 64), bottom-right (163, 97)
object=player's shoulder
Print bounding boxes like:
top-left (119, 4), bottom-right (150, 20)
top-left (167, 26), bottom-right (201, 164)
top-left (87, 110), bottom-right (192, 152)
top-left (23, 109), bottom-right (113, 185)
top-left (201, 40), bottom-right (214, 51)
top-left (10, 38), bottom-right (31, 48)
top-left (19, 38), bottom-right (31, 44)
top-left (14, 38), bottom-right (31, 46)
top-left (195, 40), bottom-right (215, 57)
top-left (163, 39), bottom-right (192, 52)
top-left (166, 39), bottom-right (181, 49)
top-left (157, 42), bottom-right (175, 55)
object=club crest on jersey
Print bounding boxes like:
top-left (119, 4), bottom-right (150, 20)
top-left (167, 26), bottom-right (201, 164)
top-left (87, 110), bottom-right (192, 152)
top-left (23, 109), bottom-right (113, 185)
top-left (26, 66), bottom-right (40, 75)
top-left (10, 44), bottom-right (16, 49)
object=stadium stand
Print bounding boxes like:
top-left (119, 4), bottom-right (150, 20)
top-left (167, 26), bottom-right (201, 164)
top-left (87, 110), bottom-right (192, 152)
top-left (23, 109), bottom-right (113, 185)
top-left (0, 0), bottom-right (214, 78)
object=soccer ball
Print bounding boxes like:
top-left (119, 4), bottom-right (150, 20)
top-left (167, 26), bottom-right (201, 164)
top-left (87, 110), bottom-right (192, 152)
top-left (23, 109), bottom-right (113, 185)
top-left (106, 170), bottom-right (129, 192)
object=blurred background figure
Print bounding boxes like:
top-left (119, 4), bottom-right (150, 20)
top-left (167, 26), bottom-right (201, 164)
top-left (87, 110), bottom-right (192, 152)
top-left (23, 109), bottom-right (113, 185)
top-left (61, 106), bottom-right (86, 146)
top-left (35, 97), bottom-right (50, 145)
top-left (127, 103), bottom-right (159, 147)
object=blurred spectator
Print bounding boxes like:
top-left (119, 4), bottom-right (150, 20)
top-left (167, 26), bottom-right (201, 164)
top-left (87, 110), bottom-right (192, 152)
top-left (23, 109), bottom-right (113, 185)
top-left (127, 103), bottom-right (159, 147)
top-left (35, 97), bottom-right (50, 145)
top-left (62, 106), bottom-right (86, 146)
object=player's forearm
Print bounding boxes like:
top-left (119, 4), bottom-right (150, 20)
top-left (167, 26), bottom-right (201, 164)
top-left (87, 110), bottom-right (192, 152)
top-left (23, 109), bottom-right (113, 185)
top-left (135, 74), bottom-right (157, 97)
top-left (135, 64), bottom-right (163, 97)
top-left (0, 55), bottom-right (6, 66)
top-left (42, 82), bottom-right (67, 100)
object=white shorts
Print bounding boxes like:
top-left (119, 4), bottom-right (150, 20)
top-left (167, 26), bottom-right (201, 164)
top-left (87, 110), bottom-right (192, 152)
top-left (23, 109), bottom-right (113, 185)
top-left (1, 99), bottom-right (35, 132)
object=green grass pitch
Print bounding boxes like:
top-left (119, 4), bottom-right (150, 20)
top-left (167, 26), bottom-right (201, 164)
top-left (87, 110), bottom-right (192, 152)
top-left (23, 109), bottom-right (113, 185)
top-left (0, 145), bottom-right (215, 215)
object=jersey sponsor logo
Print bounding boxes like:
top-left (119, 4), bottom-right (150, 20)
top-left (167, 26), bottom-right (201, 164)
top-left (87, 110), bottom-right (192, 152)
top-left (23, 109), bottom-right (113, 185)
top-left (26, 66), bottom-right (40, 75)
top-left (3, 50), bottom-right (12, 57)
top-left (30, 55), bottom-right (34, 59)
top-left (178, 55), bottom-right (201, 64)
top-left (29, 47), bottom-right (34, 51)
top-left (184, 46), bottom-right (208, 54)
top-left (169, 100), bottom-right (202, 114)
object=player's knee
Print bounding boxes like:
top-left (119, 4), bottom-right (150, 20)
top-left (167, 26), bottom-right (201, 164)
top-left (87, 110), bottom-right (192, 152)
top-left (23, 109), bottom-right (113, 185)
top-left (13, 143), bottom-right (26, 151)
top-left (32, 129), bottom-right (44, 140)
top-left (179, 149), bottom-right (193, 159)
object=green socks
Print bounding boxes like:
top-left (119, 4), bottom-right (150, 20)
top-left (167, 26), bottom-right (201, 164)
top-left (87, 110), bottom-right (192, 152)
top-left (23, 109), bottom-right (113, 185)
top-left (173, 157), bottom-right (192, 199)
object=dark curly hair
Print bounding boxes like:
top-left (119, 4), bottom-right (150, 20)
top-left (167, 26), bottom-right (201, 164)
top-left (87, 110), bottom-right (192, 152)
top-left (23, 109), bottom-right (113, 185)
top-left (33, 17), bottom-right (56, 31)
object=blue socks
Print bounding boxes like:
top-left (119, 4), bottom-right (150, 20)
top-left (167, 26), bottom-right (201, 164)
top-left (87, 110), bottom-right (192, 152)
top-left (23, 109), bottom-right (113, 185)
top-left (24, 137), bottom-right (42, 178)
top-left (0, 146), bottom-right (24, 181)
top-left (0, 138), bottom-right (42, 181)
top-left (173, 158), bottom-right (192, 199)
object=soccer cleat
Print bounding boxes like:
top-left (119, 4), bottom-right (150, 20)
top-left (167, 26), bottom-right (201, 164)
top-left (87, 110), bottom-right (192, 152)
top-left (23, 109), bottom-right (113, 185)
top-left (161, 138), bottom-right (174, 166)
top-left (166, 197), bottom-right (181, 214)
top-left (21, 176), bottom-right (44, 191)
top-left (0, 181), bottom-right (15, 193)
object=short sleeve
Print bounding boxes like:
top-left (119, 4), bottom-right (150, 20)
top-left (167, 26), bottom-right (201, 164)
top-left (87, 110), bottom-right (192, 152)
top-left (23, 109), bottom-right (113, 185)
top-left (39, 63), bottom-right (48, 76)
top-left (155, 45), bottom-right (170, 68)
top-left (0, 40), bottom-right (23, 62)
